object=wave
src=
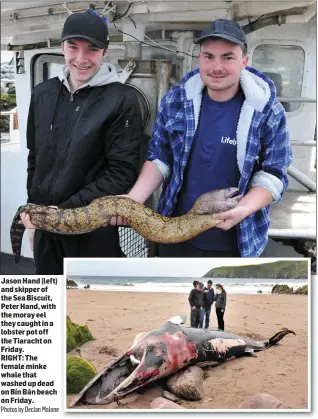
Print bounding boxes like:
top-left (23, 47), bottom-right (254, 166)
top-left (112, 282), bottom-right (134, 287)
top-left (73, 277), bottom-right (307, 295)
top-left (81, 281), bottom-right (306, 288)
top-left (227, 282), bottom-right (305, 287)
top-left (132, 282), bottom-right (192, 287)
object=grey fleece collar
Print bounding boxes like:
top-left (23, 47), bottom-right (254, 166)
top-left (57, 62), bottom-right (119, 92)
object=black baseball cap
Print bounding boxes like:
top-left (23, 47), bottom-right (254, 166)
top-left (195, 19), bottom-right (247, 46)
top-left (61, 10), bottom-right (109, 49)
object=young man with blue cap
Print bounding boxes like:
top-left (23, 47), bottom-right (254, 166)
top-left (21, 10), bottom-right (142, 274)
top-left (113, 19), bottom-right (293, 258)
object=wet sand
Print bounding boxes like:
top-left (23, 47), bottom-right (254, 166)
top-left (66, 290), bottom-right (308, 410)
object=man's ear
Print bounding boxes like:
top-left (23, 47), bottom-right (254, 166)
top-left (242, 55), bottom-right (249, 68)
top-left (103, 48), bottom-right (108, 57)
top-left (61, 41), bottom-right (65, 53)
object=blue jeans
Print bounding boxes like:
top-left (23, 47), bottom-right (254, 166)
top-left (200, 306), bottom-right (212, 329)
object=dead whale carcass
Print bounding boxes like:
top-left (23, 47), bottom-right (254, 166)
top-left (69, 315), bottom-right (295, 407)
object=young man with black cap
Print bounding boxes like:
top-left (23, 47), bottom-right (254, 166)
top-left (113, 19), bottom-right (292, 258)
top-left (20, 10), bottom-right (142, 274)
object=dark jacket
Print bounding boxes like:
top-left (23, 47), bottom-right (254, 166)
top-left (214, 292), bottom-right (227, 310)
top-left (203, 287), bottom-right (214, 308)
top-left (26, 63), bottom-right (142, 208)
top-left (188, 288), bottom-right (204, 309)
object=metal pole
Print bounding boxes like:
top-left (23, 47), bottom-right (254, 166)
top-left (287, 165), bottom-right (316, 192)
top-left (156, 60), bottom-right (172, 111)
top-left (277, 97), bottom-right (316, 103)
top-left (122, 21), bottom-right (144, 60)
top-left (290, 141), bottom-right (316, 147)
top-left (268, 229), bottom-right (316, 240)
top-left (147, 61), bottom-right (172, 214)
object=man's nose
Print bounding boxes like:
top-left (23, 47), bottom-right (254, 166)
top-left (211, 58), bottom-right (222, 72)
top-left (76, 49), bottom-right (89, 62)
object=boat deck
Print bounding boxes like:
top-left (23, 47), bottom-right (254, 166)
top-left (1, 253), bottom-right (35, 274)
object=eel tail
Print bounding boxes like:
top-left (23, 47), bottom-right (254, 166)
top-left (10, 206), bottom-right (26, 264)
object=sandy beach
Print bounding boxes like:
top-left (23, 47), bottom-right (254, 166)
top-left (66, 290), bottom-right (308, 410)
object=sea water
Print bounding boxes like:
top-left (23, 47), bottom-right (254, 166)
top-left (67, 276), bottom-right (308, 295)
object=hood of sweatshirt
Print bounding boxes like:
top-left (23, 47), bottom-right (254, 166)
top-left (57, 62), bottom-right (119, 91)
top-left (49, 62), bottom-right (119, 130)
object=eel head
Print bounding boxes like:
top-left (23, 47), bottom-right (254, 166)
top-left (188, 187), bottom-right (241, 215)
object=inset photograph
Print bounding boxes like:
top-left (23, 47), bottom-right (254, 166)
top-left (65, 258), bottom-right (309, 411)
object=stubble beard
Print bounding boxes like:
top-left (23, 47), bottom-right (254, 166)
top-left (206, 76), bottom-right (237, 92)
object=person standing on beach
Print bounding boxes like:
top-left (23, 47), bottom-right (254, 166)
top-left (214, 284), bottom-right (227, 330)
top-left (200, 279), bottom-right (215, 329)
top-left (19, 10), bottom-right (142, 274)
top-left (188, 281), bottom-right (204, 328)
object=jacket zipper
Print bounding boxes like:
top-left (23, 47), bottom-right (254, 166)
top-left (51, 92), bottom-right (79, 201)
top-left (125, 119), bottom-right (129, 140)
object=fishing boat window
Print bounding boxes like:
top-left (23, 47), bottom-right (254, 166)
top-left (46, 62), bottom-right (64, 80)
top-left (32, 54), bottom-right (65, 87)
top-left (252, 44), bottom-right (305, 112)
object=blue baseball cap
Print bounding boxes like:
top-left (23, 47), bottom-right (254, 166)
top-left (195, 19), bottom-right (247, 46)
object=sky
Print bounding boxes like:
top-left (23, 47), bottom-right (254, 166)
top-left (65, 257), bottom-right (298, 278)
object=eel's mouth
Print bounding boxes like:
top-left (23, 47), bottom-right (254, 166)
top-left (225, 187), bottom-right (240, 199)
top-left (70, 347), bottom-right (161, 406)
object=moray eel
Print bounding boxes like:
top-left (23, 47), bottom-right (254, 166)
top-left (11, 187), bottom-right (240, 263)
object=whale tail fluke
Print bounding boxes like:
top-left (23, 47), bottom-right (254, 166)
top-left (267, 328), bottom-right (296, 347)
